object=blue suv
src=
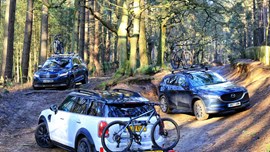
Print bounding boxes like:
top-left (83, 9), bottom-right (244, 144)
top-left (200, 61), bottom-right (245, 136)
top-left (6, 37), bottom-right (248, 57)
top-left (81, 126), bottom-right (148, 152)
top-left (158, 69), bottom-right (250, 120)
top-left (33, 54), bottom-right (88, 89)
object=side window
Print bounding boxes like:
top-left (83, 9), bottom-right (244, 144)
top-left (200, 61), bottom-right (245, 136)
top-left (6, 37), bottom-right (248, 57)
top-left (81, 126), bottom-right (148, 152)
top-left (88, 101), bottom-right (104, 116)
top-left (72, 97), bottom-right (89, 114)
top-left (73, 58), bottom-right (81, 65)
top-left (58, 96), bottom-right (77, 112)
top-left (175, 75), bottom-right (186, 86)
top-left (167, 76), bottom-right (177, 85)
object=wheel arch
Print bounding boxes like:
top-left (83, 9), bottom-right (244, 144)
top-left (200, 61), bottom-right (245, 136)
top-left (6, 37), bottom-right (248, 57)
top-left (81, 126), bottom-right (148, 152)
top-left (191, 97), bottom-right (205, 113)
top-left (75, 128), bottom-right (96, 152)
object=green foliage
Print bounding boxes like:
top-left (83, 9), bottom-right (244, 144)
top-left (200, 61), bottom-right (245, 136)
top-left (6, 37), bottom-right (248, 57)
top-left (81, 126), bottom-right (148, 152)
top-left (135, 65), bottom-right (161, 75)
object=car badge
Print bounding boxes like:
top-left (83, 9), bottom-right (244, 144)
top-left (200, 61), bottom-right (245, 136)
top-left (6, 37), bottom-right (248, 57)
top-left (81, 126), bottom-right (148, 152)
top-left (46, 73), bottom-right (50, 78)
top-left (231, 93), bottom-right (236, 98)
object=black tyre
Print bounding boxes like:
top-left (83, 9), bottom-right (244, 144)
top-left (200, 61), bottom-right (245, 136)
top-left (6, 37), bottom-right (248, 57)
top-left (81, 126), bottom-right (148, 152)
top-left (77, 137), bottom-right (93, 152)
top-left (151, 118), bottom-right (180, 150)
top-left (181, 51), bottom-right (193, 68)
top-left (160, 96), bottom-right (172, 113)
top-left (35, 122), bottom-right (54, 148)
top-left (193, 100), bottom-right (209, 120)
top-left (101, 121), bottom-right (133, 152)
top-left (68, 77), bottom-right (75, 89)
top-left (81, 73), bottom-right (88, 84)
top-left (170, 51), bottom-right (182, 69)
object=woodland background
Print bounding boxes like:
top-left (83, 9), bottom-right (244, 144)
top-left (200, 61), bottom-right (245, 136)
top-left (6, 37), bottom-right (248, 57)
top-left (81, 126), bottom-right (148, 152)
top-left (0, 0), bottom-right (269, 85)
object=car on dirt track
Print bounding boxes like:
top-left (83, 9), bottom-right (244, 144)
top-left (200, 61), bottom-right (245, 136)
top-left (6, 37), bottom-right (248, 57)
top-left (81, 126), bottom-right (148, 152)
top-left (158, 69), bottom-right (250, 120)
top-left (32, 54), bottom-right (88, 90)
top-left (35, 89), bottom-right (163, 152)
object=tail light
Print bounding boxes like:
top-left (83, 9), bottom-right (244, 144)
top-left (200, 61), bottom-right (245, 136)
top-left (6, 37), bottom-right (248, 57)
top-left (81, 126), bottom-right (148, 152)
top-left (100, 147), bottom-right (104, 152)
top-left (98, 121), bottom-right (108, 137)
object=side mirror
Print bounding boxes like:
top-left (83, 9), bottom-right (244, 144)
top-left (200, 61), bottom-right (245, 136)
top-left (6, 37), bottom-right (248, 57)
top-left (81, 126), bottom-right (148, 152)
top-left (38, 65), bottom-right (42, 69)
top-left (50, 104), bottom-right (58, 114)
top-left (183, 82), bottom-right (190, 90)
top-left (73, 64), bottom-right (79, 69)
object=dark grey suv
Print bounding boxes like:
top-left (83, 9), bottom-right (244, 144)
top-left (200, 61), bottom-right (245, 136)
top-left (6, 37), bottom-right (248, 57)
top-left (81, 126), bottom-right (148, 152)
top-left (158, 69), bottom-right (250, 120)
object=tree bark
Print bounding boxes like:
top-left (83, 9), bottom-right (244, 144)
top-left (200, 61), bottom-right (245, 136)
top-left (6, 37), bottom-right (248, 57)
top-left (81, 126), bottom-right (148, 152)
top-left (117, 1), bottom-right (128, 71)
top-left (39, 2), bottom-right (49, 65)
top-left (89, 0), bottom-right (95, 71)
top-left (129, 0), bottom-right (140, 74)
top-left (139, 0), bottom-right (149, 68)
top-left (2, 0), bottom-right (17, 79)
top-left (21, 0), bottom-right (34, 83)
top-left (79, 0), bottom-right (85, 60)
top-left (93, 0), bottom-right (103, 76)
top-left (157, 19), bottom-right (168, 67)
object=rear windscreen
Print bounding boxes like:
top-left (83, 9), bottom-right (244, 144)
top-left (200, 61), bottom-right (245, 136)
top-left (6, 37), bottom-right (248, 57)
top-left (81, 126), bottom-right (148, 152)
top-left (107, 105), bottom-right (154, 117)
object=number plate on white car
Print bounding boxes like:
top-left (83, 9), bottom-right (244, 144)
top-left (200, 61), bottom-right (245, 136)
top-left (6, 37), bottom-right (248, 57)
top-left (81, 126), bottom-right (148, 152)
top-left (228, 102), bottom-right (241, 107)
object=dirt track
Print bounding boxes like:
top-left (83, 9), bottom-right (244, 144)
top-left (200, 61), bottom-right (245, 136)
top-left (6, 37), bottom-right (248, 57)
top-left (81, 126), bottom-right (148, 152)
top-left (1, 62), bottom-right (270, 152)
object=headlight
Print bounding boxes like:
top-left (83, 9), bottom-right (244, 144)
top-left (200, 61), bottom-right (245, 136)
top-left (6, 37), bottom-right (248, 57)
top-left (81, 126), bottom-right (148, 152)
top-left (202, 94), bottom-right (220, 99)
top-left (59, 72), bottom-right (68, 77)
top-left (34, 73), bottom-right (39, 78)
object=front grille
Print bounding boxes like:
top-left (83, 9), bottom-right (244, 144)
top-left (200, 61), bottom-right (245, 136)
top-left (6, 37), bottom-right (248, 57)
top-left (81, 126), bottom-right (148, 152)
top-left (40, 74), bottom-right (58, 78)
top-left (221, 92), bottom-right (244, 101)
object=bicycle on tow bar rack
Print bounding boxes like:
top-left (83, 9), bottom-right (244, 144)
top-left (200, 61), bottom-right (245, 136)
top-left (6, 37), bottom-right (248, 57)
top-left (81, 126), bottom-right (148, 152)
top-left (101, 102), bottom-right (180, 152)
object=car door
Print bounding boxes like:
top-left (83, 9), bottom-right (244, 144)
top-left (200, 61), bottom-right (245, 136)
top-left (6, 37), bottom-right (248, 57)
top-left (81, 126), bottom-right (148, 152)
top-left (66, 97), bottom-right (90, 148)
top-left (49, 96), bottom-right (77, 145)
top-left (72, 58), bottom-right (84, 82)
top-left (173, 75), bottom-right (193, 112)
top-left (161, 75), bottom-right (179, 106)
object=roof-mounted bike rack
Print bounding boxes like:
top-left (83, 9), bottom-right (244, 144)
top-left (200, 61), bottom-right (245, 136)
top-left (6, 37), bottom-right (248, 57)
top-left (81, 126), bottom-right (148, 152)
top-left (75, 89), bottom-right (101, 98)
top-left (171, 64), bottom-right (209, 74)
top-left (112, 88), bottom-right (142, 97)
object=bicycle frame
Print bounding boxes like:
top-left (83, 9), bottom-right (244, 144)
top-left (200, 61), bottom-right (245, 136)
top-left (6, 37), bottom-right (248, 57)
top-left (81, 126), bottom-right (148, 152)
top-left (115, 104), bottom-right (160, 143)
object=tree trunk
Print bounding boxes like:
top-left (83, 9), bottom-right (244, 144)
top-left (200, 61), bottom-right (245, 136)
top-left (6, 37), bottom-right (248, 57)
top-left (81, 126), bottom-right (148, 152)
top-left (139, 0), bottom-right (149, 68)
top-left (129, 0), bottom-right (140, 74)
top-left (157, 19), bottom-right (167, 67)
top-left (117, 1), bottom-right (128, 71)
top-left (85, 0), bottom-right (90, 65)
top-left (89, 0), bottom-right (95, 72)
top-left (2, 0), bottom-right (17, 79)
top-left (21, 0), bottom-right (34, 83)
top-left (93, 0), bottom-right (103, 76)
top-left (39, 2), bottom-right (49, 65)
top-left (79, 0), bottom-right (85, 60)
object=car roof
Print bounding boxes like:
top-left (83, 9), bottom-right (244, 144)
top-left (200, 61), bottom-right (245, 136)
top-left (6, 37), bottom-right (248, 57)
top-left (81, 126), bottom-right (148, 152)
top-left (68, 89), bottom-right (148, 105)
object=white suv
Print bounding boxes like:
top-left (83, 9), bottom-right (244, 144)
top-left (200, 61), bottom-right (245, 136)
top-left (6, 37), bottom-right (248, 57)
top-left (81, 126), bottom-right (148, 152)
top-left (35, 89), bottom-right (161, 152)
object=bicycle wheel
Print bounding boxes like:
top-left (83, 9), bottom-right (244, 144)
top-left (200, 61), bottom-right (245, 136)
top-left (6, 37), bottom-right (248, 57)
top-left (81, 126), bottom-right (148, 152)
top-left (182, 51), bottom-right (193, 68)
top-left (151, 118), bottom-right (180, 150)
top-left (170, 51), bottom-right (182, 69)
top-left (101, 121), bottom-right (133, 152)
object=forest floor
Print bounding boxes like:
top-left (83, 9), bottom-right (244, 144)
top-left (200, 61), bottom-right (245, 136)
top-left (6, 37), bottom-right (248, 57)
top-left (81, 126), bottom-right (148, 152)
top-left (1, 59), bottom-right (270, 152)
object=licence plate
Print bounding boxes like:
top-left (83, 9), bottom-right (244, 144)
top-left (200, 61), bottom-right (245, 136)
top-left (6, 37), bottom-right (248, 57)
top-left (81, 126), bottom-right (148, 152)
top-left (228, 102), bottom-right (241, 107)
top-left (129, 125), bottom-right (147, 132)
top-left (43, 80), bottom-right (53, 83)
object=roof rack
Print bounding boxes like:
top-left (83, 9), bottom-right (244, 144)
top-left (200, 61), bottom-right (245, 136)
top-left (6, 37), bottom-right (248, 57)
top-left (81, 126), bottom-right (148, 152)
top-left (74, 89), bottom-right (101, 98)
top-left (112, 88), bottom-right (141, 97)
top-left (51, 53), bottom-right (78, 58)
top-left (172, 64), bottom-right (209, 74)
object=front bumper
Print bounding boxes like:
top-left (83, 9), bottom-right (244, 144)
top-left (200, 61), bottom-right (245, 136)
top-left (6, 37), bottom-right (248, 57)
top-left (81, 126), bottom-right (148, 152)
top-left (203, 93), bottom-right (250, 114)
top-left (33, 76), bottom-right (69, 88)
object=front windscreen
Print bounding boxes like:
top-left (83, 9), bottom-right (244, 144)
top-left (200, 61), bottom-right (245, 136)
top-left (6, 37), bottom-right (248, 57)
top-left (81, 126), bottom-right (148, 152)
top-left (188, 72), bottom-right (227, 87)
top-left (43, 58), bottom-right (70, 68)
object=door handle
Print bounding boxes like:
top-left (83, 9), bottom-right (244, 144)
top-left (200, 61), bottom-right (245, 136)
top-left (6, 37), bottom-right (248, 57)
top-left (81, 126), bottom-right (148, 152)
top-left (76, 120), bottom-right (81, 124)
top-left (60, 118), bottom-right (64, 120)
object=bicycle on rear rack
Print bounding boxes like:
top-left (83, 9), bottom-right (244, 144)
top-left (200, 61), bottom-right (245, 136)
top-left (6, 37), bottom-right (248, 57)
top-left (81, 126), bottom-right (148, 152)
top-left (101, 102), bottom-right (180, 152)
top-left (170, 49), bottom-right (193, 69)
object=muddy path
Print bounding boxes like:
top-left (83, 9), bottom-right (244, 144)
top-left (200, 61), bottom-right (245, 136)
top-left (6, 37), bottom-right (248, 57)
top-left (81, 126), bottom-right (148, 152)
top-left (0, 63), bottom-right (270, 152)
